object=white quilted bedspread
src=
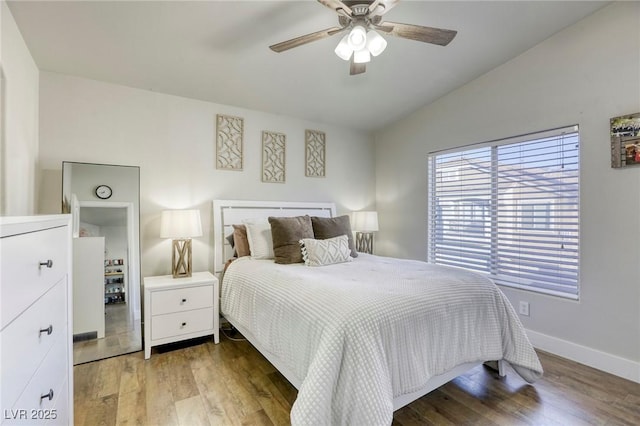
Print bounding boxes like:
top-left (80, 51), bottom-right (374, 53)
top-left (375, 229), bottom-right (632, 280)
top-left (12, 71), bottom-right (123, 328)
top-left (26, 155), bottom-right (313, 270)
top-left (221, 254), bottom-right (543, 426)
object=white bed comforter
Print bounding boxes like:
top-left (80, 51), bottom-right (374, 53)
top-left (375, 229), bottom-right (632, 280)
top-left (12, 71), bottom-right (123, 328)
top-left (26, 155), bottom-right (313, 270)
top-left (221, 254), bottom-right (543, 426)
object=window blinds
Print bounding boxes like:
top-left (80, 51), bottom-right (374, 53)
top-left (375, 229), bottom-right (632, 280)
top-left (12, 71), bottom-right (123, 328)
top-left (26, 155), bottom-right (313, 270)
top-left (428, 126), bottom-right (580, 298)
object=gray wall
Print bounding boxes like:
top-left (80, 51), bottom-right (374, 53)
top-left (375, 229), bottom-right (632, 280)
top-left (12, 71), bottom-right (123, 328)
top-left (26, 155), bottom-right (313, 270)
top-left (374, 2), bottom-right (640, 379)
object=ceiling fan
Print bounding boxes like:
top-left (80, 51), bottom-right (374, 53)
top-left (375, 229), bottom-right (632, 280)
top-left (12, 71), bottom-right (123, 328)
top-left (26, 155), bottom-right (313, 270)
top-left (269, 0), bottom-right (457, 75)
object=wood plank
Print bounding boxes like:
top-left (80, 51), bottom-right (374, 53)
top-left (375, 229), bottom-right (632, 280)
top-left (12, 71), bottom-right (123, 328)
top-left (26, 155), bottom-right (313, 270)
top-left (115, 389), bottom-right (146, 426)
top-left (80, 394), bottom-right (119, 426)
top-left (175, 395), bottom-right (210, 426)
top-left (164, 349), bottom-right (201, 402)
top-left (73, 362), bottom-right (99, 425)
top-left (93, 356), bottom-right (123, 398)
top-left (144, 354), bottom-right (179, 426)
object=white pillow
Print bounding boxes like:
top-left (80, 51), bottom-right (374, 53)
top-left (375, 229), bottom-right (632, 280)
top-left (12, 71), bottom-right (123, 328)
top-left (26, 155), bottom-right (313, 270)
top-left (242, 219), bottom-right (274, 259)
top-left (299, 235), bottom-right (352, 267)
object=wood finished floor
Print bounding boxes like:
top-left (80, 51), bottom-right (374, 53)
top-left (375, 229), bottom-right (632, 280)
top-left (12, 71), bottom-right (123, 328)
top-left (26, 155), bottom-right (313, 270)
top-left (74, 334), bottom-right (640, 426)
top-left (73, 303), bottom-right (142, 365)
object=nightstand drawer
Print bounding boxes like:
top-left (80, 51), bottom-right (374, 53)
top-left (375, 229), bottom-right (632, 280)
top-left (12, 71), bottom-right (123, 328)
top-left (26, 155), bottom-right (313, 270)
top-left (151, 285), bottom-right (213, 316)
top-left (151, 308), bottom-right (213, 340)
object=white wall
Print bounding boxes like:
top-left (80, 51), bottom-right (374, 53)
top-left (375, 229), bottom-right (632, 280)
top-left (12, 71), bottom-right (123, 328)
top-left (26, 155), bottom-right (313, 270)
top-left (375, 2), bottom-right (640, 381)
top-left (73, 236), bottom-right (106, 338)
top-left (0, 1), bottom-right (39, 215)
top-left (38, 72), bottom-right (375, 278)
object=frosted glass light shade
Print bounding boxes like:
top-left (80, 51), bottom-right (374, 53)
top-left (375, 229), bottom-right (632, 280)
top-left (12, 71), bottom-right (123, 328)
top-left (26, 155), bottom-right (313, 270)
top-left (334, 34), bottom-right (353, 61)
top-left (353, 48), bottom-right (371, 64)
top-left (347, 25), bottom-right (367, 51)
top-left (366, 30), bottom-right (387, 56)
top-left (351, 211), bottom-right (379, 232)
top-left (160, 209), bottom-right (203, 238)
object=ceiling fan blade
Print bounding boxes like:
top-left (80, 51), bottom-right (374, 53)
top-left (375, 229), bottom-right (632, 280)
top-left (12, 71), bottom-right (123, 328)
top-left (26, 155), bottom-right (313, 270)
top-left (368, 0), bottom-right (400, 17)
top-left (376, 22), bottom-right (457, 46)
top-left (317, 0), bottom-right (352, 18)
top-left (270, 27), bottom-right (345, 53)
top-left (350, 58), bottom-right (366, 75)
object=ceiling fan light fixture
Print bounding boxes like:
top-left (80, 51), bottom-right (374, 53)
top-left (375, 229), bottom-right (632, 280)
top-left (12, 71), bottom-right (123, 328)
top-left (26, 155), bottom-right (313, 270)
top-left (334, 34), bottom-right (353, 61)
top-left (353, 48), bottom-right (371, 64)
top-left (366, 30), bottom-right (387, 57)
top-left (347, 25), bottom-right (367, 51)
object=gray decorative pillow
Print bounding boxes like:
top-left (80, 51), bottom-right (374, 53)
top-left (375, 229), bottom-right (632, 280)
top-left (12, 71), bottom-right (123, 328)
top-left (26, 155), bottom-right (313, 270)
top-left (311, 215), bottom-right (358, 257)
top-left (268, 215), bottom-right (314, 264)
top-left (299, 235), bottom-right (352, 267)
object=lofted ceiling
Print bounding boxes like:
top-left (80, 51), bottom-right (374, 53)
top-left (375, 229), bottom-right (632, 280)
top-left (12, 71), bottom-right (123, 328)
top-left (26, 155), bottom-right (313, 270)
top-left (7, 1), bottom-right (608, 133)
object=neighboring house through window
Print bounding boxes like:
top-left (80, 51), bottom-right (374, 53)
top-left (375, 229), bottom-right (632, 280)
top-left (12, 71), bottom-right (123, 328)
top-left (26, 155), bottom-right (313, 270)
top-left (428, 125), bottom-right (580, 299)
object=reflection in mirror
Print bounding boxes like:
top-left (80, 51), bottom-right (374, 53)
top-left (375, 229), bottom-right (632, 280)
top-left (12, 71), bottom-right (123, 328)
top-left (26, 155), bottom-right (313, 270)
top-left (62, 162), bottom-right (141, 364)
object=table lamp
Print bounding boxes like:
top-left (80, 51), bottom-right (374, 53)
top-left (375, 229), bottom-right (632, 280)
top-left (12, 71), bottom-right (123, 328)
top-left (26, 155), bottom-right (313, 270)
top-left (160, 209), bottom-right (203, 278)
top-left (351, 211), bottom-right (378, 254)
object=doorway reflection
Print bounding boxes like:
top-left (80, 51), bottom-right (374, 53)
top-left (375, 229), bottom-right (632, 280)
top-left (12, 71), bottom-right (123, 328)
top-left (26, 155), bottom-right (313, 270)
top-left (62, 161), bottom-right (142, 364)
top-left (72, 206), bottom-right (141, 364)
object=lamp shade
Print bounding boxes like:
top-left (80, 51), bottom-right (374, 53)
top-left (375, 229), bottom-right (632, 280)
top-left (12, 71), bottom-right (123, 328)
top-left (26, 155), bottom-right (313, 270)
top-left (366, 30), bottom-right (387, 57)
top-left (160, 209), bottom-right (203, 239)
top-left (347, 25), bottom-right (367, 51)
top-left (334, 34), bottom-right (353, 61)
top-left (353, 48), bottom-right (371, 64)
top-left (351, 211), bottom-right (379, 232)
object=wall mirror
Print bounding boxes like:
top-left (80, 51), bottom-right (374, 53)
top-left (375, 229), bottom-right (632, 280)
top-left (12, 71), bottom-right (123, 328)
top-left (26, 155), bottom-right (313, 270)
top-left (62, 162), bottom-right (141, 364)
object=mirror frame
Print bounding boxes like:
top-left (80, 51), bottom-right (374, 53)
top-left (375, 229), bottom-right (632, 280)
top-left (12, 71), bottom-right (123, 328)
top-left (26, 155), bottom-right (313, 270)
top-left (62, 161), bottom-right (142, 361)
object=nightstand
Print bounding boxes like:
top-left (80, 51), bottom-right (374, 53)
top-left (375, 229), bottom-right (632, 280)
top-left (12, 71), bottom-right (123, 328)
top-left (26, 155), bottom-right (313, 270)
top-left (143, 271), bottom-right (219, 359)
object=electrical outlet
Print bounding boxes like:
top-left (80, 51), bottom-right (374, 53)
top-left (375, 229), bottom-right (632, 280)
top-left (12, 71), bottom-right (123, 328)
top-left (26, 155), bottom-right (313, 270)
top-left (519, 301), bottom-right (530, 316)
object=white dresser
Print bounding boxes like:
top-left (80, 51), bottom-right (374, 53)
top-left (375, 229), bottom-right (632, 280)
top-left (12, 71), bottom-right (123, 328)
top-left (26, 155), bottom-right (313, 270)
top-left (144, 271), bottom-right (219, 359)
top-left (0, 215), bottom-right (73, 425)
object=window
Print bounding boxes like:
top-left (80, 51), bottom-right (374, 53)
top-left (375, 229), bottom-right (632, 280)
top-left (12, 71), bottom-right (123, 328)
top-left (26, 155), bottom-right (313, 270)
top-left (520, 204), bottom-right (551, 230)
top-left (428, 126), bottom-right (580, 299)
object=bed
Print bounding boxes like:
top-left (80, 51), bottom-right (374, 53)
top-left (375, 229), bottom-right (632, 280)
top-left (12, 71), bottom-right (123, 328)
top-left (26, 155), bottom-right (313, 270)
top-left (212, 200), bottom-right (543, 425)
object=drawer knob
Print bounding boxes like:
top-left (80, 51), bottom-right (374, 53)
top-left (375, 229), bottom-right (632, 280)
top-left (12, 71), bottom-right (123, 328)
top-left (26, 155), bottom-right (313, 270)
top-left (181, 322), bottom-right (187, 327)
top-left (39, 325), bottom-right (53, 336)
top-left (181, 298), bottom-right (187, 303)
top-left (39, 259), bottom-right (53, 269)
top-left (40, 389), bottom-right (54, 402)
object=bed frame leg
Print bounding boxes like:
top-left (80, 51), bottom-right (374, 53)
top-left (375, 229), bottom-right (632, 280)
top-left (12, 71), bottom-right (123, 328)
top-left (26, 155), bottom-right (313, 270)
top-left (484, 360), bottom-right (507, 377)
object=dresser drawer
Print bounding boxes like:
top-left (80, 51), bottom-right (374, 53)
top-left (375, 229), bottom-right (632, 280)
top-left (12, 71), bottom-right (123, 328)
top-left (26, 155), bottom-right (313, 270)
top-left (151, 307), bottom-right (213, 340)
top-left (1, 279), bottom-right (67, 410)
top-left (46, 378), bottom-right (69, 425)
top-left (7, 336), bottom-right (67, 425)
top-left (1, 226), bottom-right (68, 328)
top-left (151, 285), bottom-right (213, 316)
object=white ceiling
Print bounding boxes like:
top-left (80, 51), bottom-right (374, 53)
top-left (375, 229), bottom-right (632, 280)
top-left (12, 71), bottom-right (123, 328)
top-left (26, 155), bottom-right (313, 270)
top-left (8, 1), bottom-right (608, 133)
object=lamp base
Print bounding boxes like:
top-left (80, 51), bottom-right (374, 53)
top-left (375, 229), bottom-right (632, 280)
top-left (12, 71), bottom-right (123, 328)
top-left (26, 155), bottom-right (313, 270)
top-left (355, 232), bottom-right (374, 255)
top-left (171, 238), bottom-right (193, 278)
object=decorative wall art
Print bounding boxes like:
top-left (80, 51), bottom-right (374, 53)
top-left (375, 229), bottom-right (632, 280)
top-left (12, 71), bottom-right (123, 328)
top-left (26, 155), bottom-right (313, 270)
top-left (262, 131), bottom-right (286, 183)
top-left (305, 129), bottom-right (326, 177)
top-left (610, 112), bottom-right (640, 168)
top-left (216, 114), bottom-right (244, 170)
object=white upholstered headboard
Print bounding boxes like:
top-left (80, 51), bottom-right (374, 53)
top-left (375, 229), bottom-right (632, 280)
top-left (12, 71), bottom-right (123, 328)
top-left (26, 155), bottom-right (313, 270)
top-left (212, 199), bottom-right (336, 275)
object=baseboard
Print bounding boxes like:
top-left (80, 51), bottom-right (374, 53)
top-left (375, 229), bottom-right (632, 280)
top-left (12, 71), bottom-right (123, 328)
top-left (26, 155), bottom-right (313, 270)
top-left (526, 329), bottom-right (640, 384)
top-left (73, 331), bottom-right (97, 342)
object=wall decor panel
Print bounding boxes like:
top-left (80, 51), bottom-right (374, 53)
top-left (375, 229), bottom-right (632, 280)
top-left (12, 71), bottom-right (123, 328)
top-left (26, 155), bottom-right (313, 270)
top-left (305, 129), bottom-right (326, 177)
top-left (216, 114), bottom-right (244, 170)
top-left (262, 131), bottom-right (286, 183)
